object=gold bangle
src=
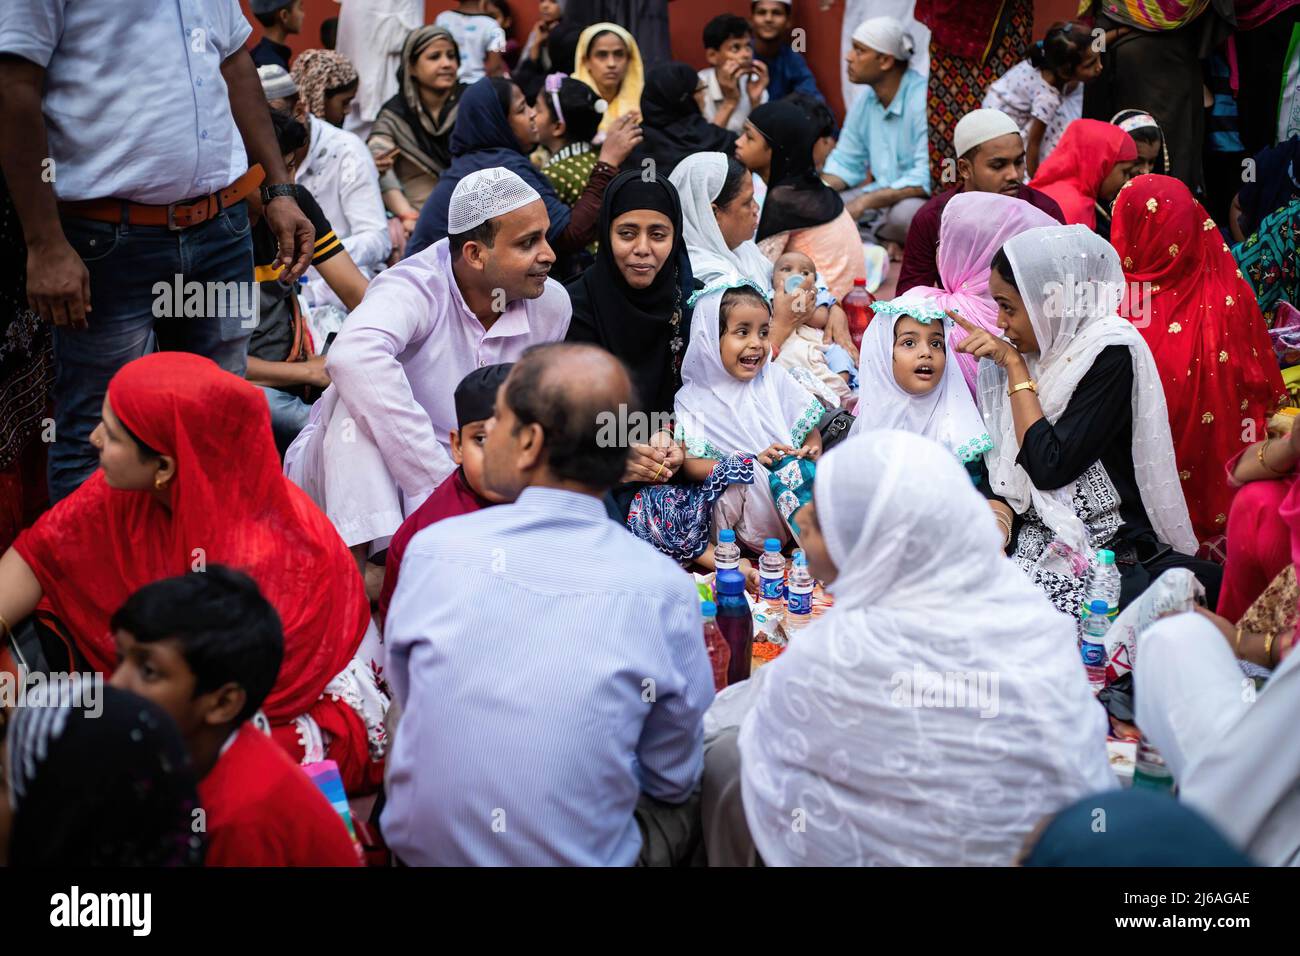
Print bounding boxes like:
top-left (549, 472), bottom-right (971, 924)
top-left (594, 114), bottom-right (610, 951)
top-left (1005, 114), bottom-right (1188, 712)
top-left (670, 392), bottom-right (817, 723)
top-left (1008, 379), bottom-right (1038, 398)
top-left (1257, 438), bottom-right (1287, 477)
top-left (652, 462), bottom-right (665, 481)
top-left (1264, 630), bottom-right (1277, 664)
top-left (0, 612), bottom-right (11, 641)
top-left (1235, 623), bottom-right (1245, 652)
top-left (993, 513), bottom-right (1012, 547)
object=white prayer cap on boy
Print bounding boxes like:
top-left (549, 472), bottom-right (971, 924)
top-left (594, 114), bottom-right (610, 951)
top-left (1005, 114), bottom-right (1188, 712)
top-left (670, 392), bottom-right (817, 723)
top-left (953, 109), bottom-right (1022, 158)
top-left (851, 16), bottom-right (914, 61)
top-left (447, 167), bottom-right (542, 234)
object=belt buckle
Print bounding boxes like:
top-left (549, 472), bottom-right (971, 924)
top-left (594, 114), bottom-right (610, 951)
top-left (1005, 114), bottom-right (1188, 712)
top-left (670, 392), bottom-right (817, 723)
top-left (165, 201), bottom-right (186, 231)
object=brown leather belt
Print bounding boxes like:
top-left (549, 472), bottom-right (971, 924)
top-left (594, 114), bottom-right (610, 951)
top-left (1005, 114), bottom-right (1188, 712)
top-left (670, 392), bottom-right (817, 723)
top-left (58, 164), bottom-right (266, 231)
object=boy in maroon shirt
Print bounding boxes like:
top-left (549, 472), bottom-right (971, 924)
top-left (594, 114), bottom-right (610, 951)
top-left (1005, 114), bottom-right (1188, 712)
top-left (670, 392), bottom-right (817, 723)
top-left (377, 363), bottom-right (513, 630)
top-left (109, 566), bottom-right (361, 866)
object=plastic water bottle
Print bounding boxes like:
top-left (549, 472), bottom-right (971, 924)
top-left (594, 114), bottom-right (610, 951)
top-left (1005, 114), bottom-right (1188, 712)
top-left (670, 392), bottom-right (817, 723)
top-left (785, 551), bottom-right (814, 632)
top-left (714, 529), bottom-right (741, 573)
top-left (1082, 548), bottom-right (1122, 622)
top-left (1132, 736), bottom-right (1174, 792)
top-left (714, 570), bottom-right (753, 685)
top-left (701, 601), bottom-right (730, 692)
top-left (758, 539), bottom-right (787, 619)
top-left (1079, 599), bottom-right (1109, 695)
top-left (842, 278), bottom-right (875, 351)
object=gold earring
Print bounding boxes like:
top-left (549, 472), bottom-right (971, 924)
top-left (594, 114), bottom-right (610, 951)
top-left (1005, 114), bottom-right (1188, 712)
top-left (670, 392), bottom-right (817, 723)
top-left (154, 473), bottom-right (167, 491)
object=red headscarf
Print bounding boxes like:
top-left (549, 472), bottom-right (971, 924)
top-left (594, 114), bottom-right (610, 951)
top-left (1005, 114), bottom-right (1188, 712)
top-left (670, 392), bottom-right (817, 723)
top-left (14, 353), bottom-right (368, 723)
top-left (1111, 174), bottom-right (1287, 545)
top-left (1029, 119), bottom-right (1138, 229)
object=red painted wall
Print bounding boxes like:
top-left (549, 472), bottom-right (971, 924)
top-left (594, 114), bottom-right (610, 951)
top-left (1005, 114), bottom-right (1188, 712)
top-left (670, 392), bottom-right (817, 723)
top-left (245, 0), bottom-right (1084, 122)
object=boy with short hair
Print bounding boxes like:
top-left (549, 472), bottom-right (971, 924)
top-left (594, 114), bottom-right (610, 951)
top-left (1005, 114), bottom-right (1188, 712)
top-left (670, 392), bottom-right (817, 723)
top-left (250, 0), bottom-right (304, 71)
top-left (377, 364), bottom-right (515, 628)
top-left (750, 0), bottom-right (823, 103)
top-left (109, 566), bottom-right (362, 867)
top-left (699, 14), bottom-right (769, 134)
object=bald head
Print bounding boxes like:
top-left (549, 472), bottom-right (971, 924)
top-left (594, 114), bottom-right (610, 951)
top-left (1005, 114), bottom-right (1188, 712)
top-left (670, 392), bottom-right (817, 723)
top-left (502, 343), bottom-right (638, 491)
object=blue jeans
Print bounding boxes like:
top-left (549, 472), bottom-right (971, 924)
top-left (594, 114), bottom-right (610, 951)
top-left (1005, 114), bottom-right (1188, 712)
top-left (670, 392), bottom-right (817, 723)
top-left (260, 385), bottom-right (313, 456)
top-left (50, 202), bottom-right (254, 502)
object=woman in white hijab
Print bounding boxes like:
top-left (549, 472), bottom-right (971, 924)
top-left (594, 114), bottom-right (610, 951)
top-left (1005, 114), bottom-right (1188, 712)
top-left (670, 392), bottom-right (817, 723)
top-left (669, 152), bottom-right (773, 288)
top-left (955, 224), bottom-right (1212, 619)
top-left (736, 429), bottom-right (1114, 866)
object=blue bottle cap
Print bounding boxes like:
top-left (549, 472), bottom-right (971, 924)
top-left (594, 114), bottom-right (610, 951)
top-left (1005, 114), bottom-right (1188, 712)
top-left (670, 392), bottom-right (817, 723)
top-left (764, 538), bottom-right (781, 552)
top-left (701, 600), bottom-right (717, 617)
top-left (716, 569), bottom-right (747, 594)
top-left (718, 529), bottom-right (736, 543)
top-left (1096, 549), bottom-right (1115, 565)
top-left (1089, 600), bottom-right (1108, 614)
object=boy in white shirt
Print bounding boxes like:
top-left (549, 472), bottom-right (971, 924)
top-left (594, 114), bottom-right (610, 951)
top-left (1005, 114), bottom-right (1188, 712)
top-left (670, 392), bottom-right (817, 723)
top-left (436, 0), bottom-right (508, 84)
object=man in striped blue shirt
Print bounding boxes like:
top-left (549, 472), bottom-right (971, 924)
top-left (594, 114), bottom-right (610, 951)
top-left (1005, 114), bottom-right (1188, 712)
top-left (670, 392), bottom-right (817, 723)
top-left (382, 343), bottom-right (715, 866)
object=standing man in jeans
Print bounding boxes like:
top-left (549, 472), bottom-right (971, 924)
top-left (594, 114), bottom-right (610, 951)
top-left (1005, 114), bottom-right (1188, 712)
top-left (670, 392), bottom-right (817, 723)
top-left (0, 0), bottom-right (315, 501)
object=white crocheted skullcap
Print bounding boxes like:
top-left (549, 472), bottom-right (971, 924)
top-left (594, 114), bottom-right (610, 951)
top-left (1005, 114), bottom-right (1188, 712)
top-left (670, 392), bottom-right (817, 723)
top-left (448, 167), bottom-right (542, 235)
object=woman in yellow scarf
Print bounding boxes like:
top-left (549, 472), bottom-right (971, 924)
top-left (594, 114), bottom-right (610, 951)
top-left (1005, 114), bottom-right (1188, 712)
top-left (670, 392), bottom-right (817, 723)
top-left (573, 22), bottom-right (645, 140)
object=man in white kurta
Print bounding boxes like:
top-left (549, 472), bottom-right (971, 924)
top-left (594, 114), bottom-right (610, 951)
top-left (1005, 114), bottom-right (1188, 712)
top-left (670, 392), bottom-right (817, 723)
top-left (285, 168), bottom-right (572, 549)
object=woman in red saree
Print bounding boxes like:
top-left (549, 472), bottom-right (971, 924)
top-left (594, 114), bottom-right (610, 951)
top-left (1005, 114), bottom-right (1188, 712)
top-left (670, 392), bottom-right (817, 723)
top-left (1111, 174), bottom-right (1286, 548)
top-left (1028, 119), bottom-right (1139, 235)
top-left (0, 353), bottom-right (387, 793)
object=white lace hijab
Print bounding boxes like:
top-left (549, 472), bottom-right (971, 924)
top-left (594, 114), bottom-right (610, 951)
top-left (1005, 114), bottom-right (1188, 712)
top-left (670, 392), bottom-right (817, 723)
top-left (848, 307), bottom-right (992, 464)
top-left (674, 281), bottom-right (822, 458)
top-left (978, 225), bottom-right (1196, 556)
top-left (669, 153), bottom-right (775, 288)
top-left (737, 430), bottom-right (1115, 866)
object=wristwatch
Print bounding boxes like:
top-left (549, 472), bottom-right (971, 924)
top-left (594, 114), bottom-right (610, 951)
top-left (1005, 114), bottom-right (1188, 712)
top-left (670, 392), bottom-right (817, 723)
top-left (260, 183), bottom-right (299, 204)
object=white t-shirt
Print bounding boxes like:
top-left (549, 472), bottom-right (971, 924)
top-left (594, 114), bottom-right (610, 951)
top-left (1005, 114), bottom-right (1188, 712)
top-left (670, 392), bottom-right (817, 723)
top-left (435, 10), bottom-right (507, 85)
top-left (982, 60), bottom-right (1063, 139)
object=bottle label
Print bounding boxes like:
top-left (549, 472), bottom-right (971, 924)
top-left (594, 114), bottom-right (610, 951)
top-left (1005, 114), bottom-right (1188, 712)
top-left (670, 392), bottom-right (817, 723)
top-left (787, 589), bottom-right (812, 616)
top-left (1080, 640), bottom-right (1106, 667)
top-left (760, 574), bottom-right (784, 601)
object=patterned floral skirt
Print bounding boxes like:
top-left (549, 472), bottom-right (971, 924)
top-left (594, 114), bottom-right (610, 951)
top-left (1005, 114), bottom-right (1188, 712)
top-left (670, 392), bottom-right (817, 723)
top-left (925, 0), bottom-right (1033, 188)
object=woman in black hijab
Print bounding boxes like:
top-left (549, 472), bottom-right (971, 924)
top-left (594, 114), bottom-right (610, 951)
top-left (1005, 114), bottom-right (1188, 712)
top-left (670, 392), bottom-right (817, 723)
top-left (567, 170), bottom-right (694, 417)
top-left (628, 62), bottom-right (737, 178)
top-left (746, 99), bottom-right (843, 242)
top-left (2, 685), bottom-right (204, 866)
top-left (566, 170), bottom-right (695, 520)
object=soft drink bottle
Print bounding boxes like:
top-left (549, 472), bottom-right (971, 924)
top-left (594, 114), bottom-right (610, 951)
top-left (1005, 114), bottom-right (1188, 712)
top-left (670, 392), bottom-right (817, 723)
top-left (758, 539), bottom-right (787, 620)
top-left (785, 551), bottom-right (814, 632)
top-left (1079, 599), bottom-right (1109, 695)
top-left (1081, 548), bottom-right (1122, 622)
top-left (842, 278), bottom-right (875, 351)
top-left (701, 601), bottom-right (730, 692)
top-left (714, 529), bottom-right (741, 573)
top-left (714, 570), bottom-right (753, 685)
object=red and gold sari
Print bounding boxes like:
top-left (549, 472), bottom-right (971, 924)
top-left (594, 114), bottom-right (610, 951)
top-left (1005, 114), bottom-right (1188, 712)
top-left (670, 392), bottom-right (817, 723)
top-left (1111, 174), bottom-right (1287, 545)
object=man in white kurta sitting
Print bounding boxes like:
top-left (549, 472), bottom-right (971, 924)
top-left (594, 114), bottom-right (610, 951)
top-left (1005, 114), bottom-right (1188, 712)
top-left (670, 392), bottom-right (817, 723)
top-left (285, 167), bottom-right (572, 558)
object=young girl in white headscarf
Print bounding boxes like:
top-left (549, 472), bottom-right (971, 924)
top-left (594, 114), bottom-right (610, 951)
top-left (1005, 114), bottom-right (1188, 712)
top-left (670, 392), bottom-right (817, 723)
top-left (848, 302), bottom-right (991, 472)
top-left (675, 280), bottom-right (825, 549)
top-left (736, 429), bottom-right (1115, 866)
top-left (954, 223), bottom-right (1212, 620)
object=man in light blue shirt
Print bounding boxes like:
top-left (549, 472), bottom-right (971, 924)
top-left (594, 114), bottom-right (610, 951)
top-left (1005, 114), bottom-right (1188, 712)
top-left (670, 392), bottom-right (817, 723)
top-left (821, 16), bottom-right (930, 246)
top-left (0, 0), bottom-right (315, 502)
top-left (382, 343), bottom-right (715, 866)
